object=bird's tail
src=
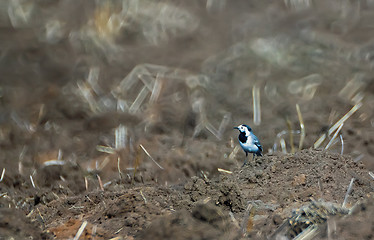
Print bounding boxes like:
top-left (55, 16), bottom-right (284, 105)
top-left (256, 151), bottom-right (263, 156)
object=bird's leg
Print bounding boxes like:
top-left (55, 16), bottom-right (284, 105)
top-left (252, 153), bottom-right (256, 161)
top-left (242, 159), bottom-right (248, 167)
top-left (242, 152), bottom-right (249, 167)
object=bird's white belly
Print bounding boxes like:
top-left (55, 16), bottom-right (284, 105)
top-left (239, 138), bottom-right (259, 152)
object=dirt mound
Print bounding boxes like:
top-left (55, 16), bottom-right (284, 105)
top-left (15, 149), bottom-right (370, 239)
top-left (178, 149), bottom-right (373, 238)
top-left (235, 149), bottom-right (372, 208)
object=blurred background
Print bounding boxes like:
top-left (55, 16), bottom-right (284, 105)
top-left (1, 0), bottom-right (374, 188)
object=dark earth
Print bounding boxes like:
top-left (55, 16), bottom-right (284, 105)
top-left (1, 1), bottom-right (374, 239)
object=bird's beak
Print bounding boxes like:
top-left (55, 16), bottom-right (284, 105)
top-left (233, 127), bottom-right (239, 130)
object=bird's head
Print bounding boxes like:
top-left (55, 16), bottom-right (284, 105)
top-left (234, 124), bottom-right (252, 134)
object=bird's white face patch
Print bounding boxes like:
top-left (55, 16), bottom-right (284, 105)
top-left (237, 125), bottom-right (251, 136)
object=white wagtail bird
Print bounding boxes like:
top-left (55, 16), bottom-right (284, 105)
top-left (234, 124), bottom-right (263, 166)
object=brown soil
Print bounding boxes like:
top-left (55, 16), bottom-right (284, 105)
top-left (2, 149), bottom-right (373, 239)
top-left (1, 1), bottom-right (374, 240)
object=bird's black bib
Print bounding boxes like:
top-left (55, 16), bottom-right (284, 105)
top-left (238, 132), bottom-right (247, 143)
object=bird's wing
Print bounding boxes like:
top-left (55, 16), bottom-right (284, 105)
top-left (253, 135), bottom-right (263, 152)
